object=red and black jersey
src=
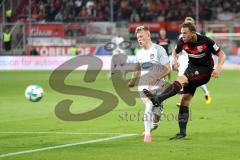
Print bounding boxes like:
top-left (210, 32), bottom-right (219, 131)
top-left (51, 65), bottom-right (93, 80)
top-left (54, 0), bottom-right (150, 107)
top-left (156, 37), bottom-right (171, 56)
top-left (175, 34), bottom-right (220, 68)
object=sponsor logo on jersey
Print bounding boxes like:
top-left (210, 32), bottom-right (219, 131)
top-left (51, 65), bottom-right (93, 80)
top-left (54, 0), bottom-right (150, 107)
top-left (141, 62), bottom-right (153, 69)
top-left (188, 53), bottom-right (206, 58)
top-left (197, 46), bottom-right (203, 52)
top-left (194, 70), bottom-right (199, 75)
top-left (150, 53), bottom-right (154, 59)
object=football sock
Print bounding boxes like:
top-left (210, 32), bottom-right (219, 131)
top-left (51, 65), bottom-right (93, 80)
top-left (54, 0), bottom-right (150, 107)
top-left (144, 102), bottom-right (153, 135)
top-left (200, 85), bottom-right (209, 96)
top-left (151, 122), bottom-right (159, 129)
top-left (178, 105), bottom-right (189, 135)
top-left (156, 81), bottom-right (182, 102)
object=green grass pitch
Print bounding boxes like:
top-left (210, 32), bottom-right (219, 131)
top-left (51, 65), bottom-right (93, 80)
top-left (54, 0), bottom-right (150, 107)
top-left (0, 70), bottom-right (240, 160)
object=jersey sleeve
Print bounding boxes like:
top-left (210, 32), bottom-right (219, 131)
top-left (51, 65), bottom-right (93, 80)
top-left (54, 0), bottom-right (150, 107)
top-left (156, 45), bottom-right (170, 65)
top-left (205, 36), bottom-right (221, 55)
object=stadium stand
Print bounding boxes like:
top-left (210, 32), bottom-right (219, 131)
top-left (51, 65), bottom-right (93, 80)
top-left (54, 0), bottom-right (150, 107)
top-left (2, 0), bottom-right (239, 23)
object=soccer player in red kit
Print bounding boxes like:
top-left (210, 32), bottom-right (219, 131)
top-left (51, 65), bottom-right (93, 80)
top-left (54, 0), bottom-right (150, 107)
top-left (143, 22), bottom-right (226, 139)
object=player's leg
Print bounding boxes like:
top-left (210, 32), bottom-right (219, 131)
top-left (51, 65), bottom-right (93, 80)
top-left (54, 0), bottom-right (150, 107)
top-left (138, 84), bottom-right (153, 142)
top-left (200, 85), bottom-right (212, 104)
top-left (170, 92), bottom-right (193, 140)
top-left (143, 75), bottom-right (187, 106)
top-left (145, 80), bottom-right (166, 133)
top-left (143, 100), bottom-right (153, 142)
top-left (151, 114), bottom-right (160, 132)
top-left (151, 104), bottom-right (163, 132)
top-left (170, 66), bottom-right (212, 140)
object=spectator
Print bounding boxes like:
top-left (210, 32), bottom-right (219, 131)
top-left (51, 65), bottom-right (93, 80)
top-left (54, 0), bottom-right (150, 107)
top-left (15, 0), bottom-right (240, 22)
top-left (70, 44), bottom-right (78, 55)
top-left (130, 9), bottom-right (140, 22)
top-left (3, 28), bottom-right (12, 51)
top-left (5, 8), bottom-right (13, 22)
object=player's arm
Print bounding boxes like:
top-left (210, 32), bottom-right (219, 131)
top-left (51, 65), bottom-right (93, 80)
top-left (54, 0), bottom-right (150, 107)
top-left (128, 62), bottom-right (141, 87)
top-left (207, 37), bottom-right (226, 78)
top-left (150, 46), bottom-right (171, 85)
top-left (149, 63), bottom-right (170, 87)
top-left (212, 50), bottom-right (225, 78)
top-left (156, 63), bottom-right (171, 80)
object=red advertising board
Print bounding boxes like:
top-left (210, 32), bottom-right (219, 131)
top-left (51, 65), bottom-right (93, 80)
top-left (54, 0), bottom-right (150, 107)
top-left (26, 24), bottom-right (64, 37)
top-left (25, 45), bottom-right (97, 56)
top-left (234, 26), bottom-right (240, 33)
top-left (129, 22), bottom-right (165, 32)
top-left (129, 21), bottom-right (204, 32)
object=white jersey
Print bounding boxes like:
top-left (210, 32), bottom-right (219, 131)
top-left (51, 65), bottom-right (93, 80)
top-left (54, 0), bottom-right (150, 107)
top-left (136, 43), bottom-right (169, 78)
top-left (111, 36), bottom-right (125, 55)
top-left (136, 43), bottom-right (170, 98)
top-left (135, 43), bottom-right (170, 116)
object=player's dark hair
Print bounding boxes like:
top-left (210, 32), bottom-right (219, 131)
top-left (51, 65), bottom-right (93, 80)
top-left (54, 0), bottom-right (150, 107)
top-left (181, 22), bottom-right (196, 33)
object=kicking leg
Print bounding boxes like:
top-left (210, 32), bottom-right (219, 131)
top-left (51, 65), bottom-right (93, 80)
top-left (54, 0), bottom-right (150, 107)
top-left (143, 75), bottom-right (187, 106)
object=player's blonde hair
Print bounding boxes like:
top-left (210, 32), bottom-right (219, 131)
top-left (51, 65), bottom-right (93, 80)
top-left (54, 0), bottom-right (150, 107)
top-left (135, 25), bottom-right (150, 35)
top-left (184, 17), bottom-right (195, 24)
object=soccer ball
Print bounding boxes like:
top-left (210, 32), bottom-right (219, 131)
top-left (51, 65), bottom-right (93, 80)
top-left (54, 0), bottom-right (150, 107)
top-left (25, 85), bottom-right (44, 102)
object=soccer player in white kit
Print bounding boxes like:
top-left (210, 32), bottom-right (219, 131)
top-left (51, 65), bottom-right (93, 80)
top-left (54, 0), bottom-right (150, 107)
top-left (109, 33), bottom-right (127, 79)
top-left (128, 26), bottom-right (171, 142)
top-left (176, 17), bottom-right (212, 105)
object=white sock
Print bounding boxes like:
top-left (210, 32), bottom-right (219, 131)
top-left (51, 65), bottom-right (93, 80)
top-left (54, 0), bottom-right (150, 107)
top-left (144, 102), bottom-right (153, 135)
top-left (151, 122), bottom-right (160, 129)
top-left (200, 85), bottom-right (209, 96)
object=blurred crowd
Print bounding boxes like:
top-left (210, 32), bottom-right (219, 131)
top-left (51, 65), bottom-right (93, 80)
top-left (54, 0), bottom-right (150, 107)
top-left (15, 0), bottom-right (240, 22)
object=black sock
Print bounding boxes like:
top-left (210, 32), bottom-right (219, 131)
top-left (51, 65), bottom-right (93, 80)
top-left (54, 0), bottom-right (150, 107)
top-left (178, 106), bottom-right (189, 135)
top-left (156, 81), bottom-right (182, 102)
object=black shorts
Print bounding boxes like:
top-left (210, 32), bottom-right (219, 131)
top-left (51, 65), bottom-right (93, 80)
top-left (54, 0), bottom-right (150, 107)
top-left (183, 65), bottom-right (213, 95)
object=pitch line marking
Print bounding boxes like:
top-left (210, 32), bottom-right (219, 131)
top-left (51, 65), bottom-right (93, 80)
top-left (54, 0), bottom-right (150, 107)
top-left (0, 131), bottom-right (137, 135)
top-left (0, 133), bottom-right (137, 158)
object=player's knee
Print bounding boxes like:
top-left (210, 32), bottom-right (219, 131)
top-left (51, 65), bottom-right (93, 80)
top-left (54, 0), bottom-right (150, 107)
top-left (176, 76), bottom-right (188, 86)
top-left (181, 94), bottom-right (192, 106)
